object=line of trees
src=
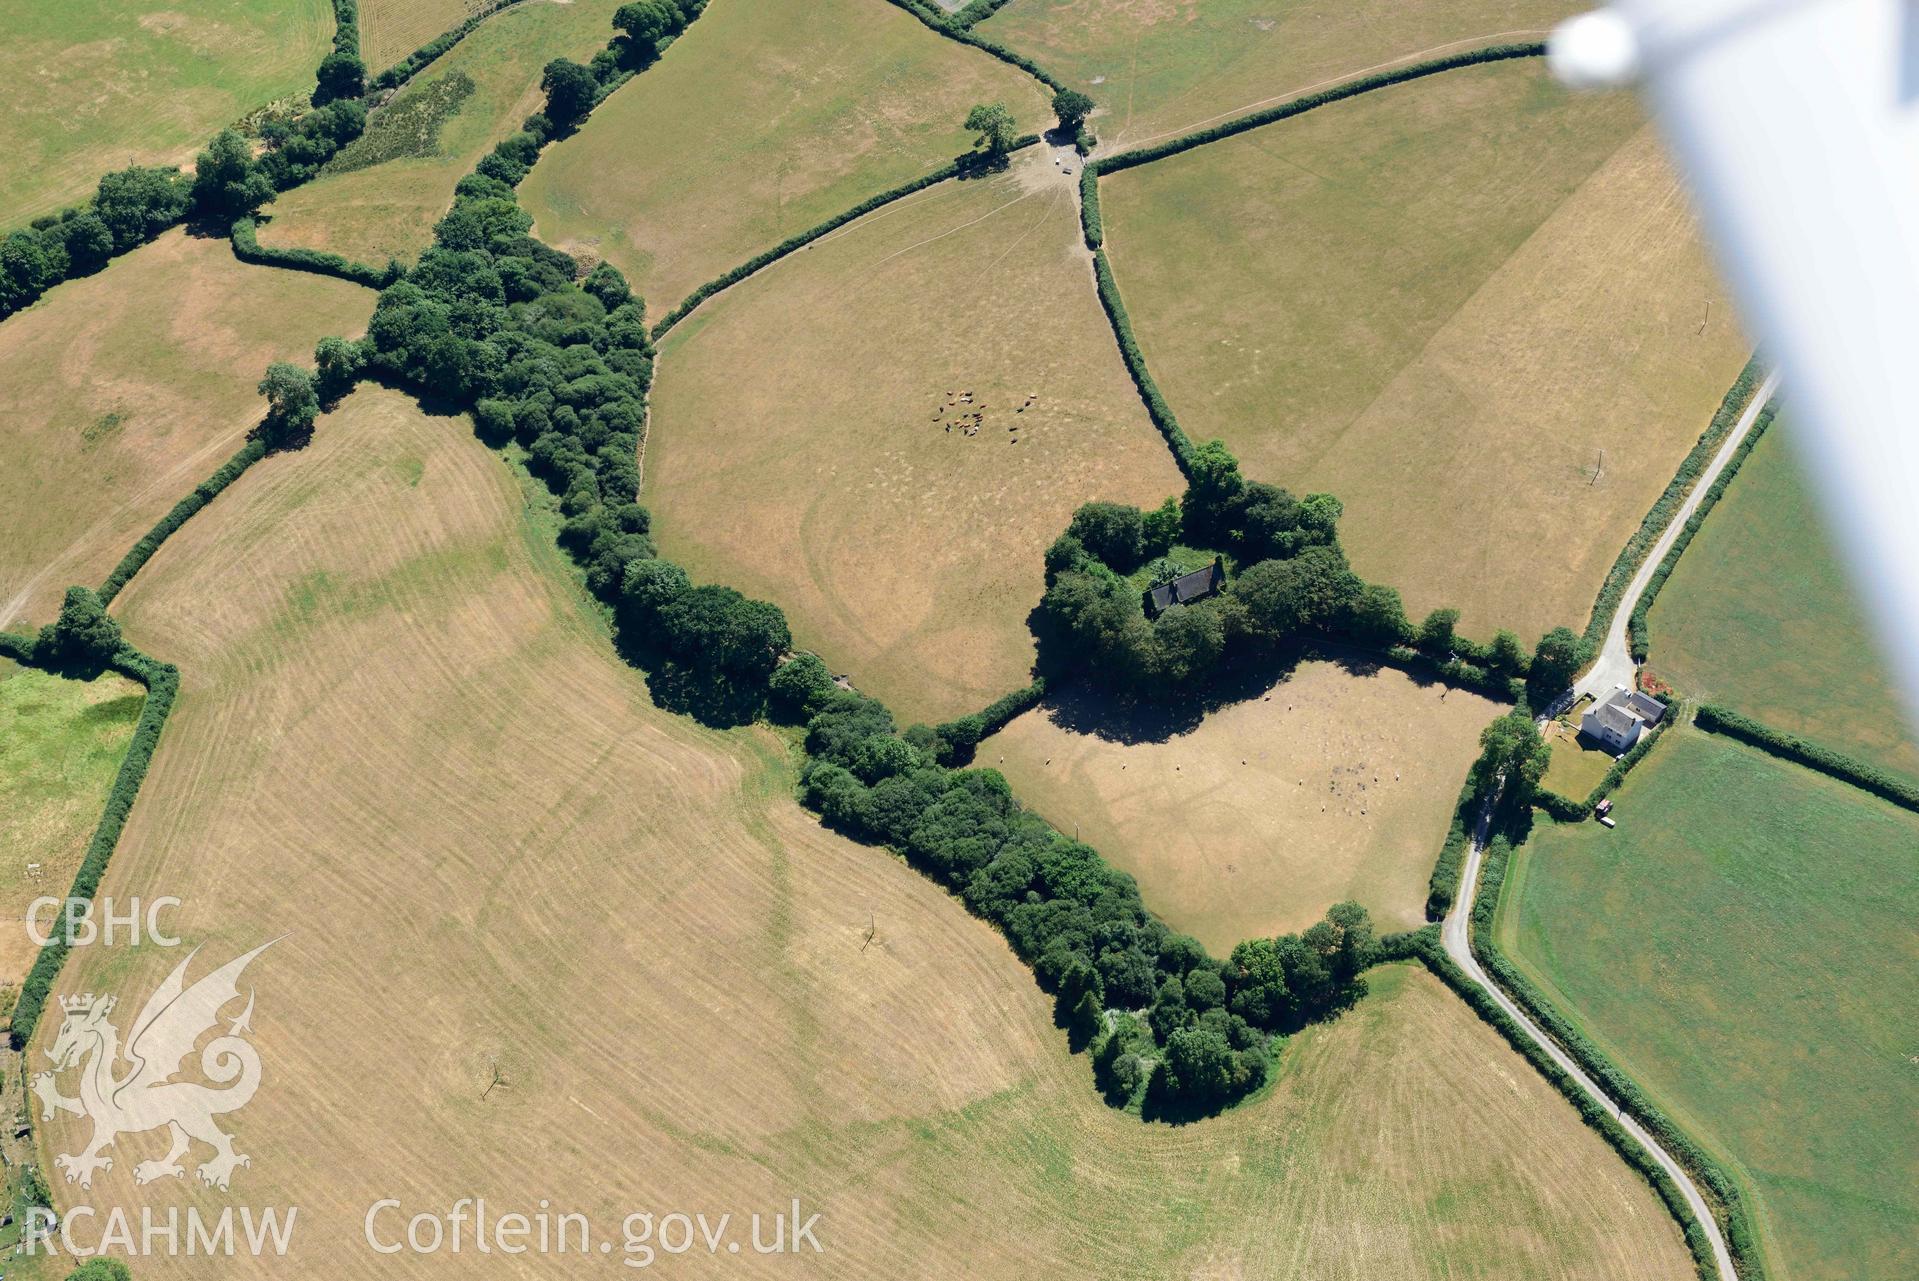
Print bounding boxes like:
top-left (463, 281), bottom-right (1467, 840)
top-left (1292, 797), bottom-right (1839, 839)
top-left (1, 23), bottom-right (374, 321)
top-left (797, 680), bottom-right (1376, 1113)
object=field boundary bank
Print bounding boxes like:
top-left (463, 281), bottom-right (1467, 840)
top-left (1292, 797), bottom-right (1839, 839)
top-left (1694, 702), bottom-right (1919, 812)
top-left (0, 9), bottom-right (381, 327)
top-left (1381, 924), bottom-right (1731, 1279)
top-left (651, 136), bottom-right (1042, 339)
top-left (1581, 361), bottom-right (1769, 655)
top-left (231, 216), bottom-right (400, 289)
top-left (368, 0), bottom-right (538, 93)
top-left (0, 632), bottom-right (179, 1053)
top-left (1076, 47), bottom-right (1550, 480)
top-left (1626, 397), bottom-right (1775, 659)
top-left (878, 0), bottom-right (1070, 93)
top-left (1459, 825), bottom-right (1766, 1279)
top-left (97, 438), bottom-right (276, 606)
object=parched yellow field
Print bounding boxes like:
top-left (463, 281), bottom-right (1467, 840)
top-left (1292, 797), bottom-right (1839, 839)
top-left (986, 660), bottom-right (1500, 952)
top-left (0, 663), bottom-right (143, 983)
top-left (0, 0), bottom-right (333, 227)
top-left (0, 229), bottom-right (372, 630)
top-left (982, 0), bottom-right (1576, 150)
top-left (30, 388), bottom-right (1694, 1276)
top-left (1101, 61), bottom-right (1749, 641)
top-left (648, 150), bottom-right (1182, 723)
top-left (358, 0), bottom-right (482, 74)
top-left (258, 0), bottom-right (622, 270)
top-left (520, 0), bottom-right (1051, 312)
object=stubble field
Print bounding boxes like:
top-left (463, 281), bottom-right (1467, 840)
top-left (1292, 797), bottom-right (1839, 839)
top-left (0, 229), bottom-right (371, 630)
top-left (983, 659), bottom-right (1500, 952)
top-left (257, 0), bottom-right (623, 272)
top-left (1501, 726), bottom-right (1919, 1281)
top-left (646, 149), bottom-right (1182, 724)
top-left (27, 387), bottom-right (1695, 1276)
top-left (981, 0), bottom-right (1576, 150)
top-left (1099, 60), bottom-right (1749, 641)
top-left (0, 0), bottom-right (333, 227)
top-left (519, 0), bottom-right (1050, 311)
top-left (1646, 421), bottom-right (1919, 785)
top-left (357, 0), bottom-right (484, 74)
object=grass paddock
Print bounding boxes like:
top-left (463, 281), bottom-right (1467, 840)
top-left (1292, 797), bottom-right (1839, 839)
top-left (1502, 726), bottom-right (1919, 1281)
top-left (985, 659), bottom-right (1502, 951)
top-left (1647, 421), bottom-right (1919, 786)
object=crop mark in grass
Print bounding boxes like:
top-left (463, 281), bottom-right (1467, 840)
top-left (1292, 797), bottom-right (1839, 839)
top-left (81, 410), bottom-right (129, 445)
top-left (325, 70), bottom-right (479, 176)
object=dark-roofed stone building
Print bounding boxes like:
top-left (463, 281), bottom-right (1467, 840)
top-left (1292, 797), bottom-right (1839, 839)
top-left (1143, 557), bottom-right (1225, 618)
top-left (1580, 685), bottom-right (1668, 753)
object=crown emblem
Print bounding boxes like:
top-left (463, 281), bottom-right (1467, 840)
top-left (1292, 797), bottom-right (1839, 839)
top-left (59, 994), bottom-right (113, 1017)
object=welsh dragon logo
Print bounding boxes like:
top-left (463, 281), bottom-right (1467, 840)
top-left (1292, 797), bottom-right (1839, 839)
top-left (31, 941), bottom-right (275, 1191)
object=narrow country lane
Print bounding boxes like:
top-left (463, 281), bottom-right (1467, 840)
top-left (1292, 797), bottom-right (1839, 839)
top-left (1441, 808), bottom-right (1739, 1281)
top-left (1577, 369), bottom-right (1782, 700)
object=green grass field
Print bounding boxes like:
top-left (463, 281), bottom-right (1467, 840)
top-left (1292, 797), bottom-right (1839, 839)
top-left (982, 0), bottom-right (1576, 150)
top-left (0, 663), bottom-right (143, 983)
top-left (257, 0), bottom-right (623, 270)
top-left (519, 0), bottom-right (1049, 313)
top-left (1501, 726), bottom-right (1919, 1281)
top-left (0, 0), bottom-right (333, 228)
top-left (1647, 420), bottom-right (1918, 786)
top-left (1098, 60), bottom-right (1748, 641)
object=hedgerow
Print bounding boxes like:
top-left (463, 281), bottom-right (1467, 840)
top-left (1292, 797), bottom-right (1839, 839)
top-left (8, 641), bottom-right (179, 1051)
top-left (1465, 836), bottom-right (1766, 1279)
top-left (1, 78), bottom-right (368, 321)
top-left (1582, 358), bottom-right (1767, 652)
top-left (1096, 44), bottom-right (1545, 176)
top-left (1423, 776), bottom-right (1477, 919)
top-left (97, 439), bottom-right (271, 605)
top-left (1695, 703), bottom-right (1919, 814)
top-left (1090, 249), bottom-right (1194, 468)
top-left (231, 217), bottom-right (400, 288)
top-left (931, 678), bottom-right (1046, 763)
top-left (949, 0), bottom-right (1019, 28)
top-left (1079, 164), bottom-right (1102, 248)
top-left (1628, 401), bottom-right (1776, 659)
top-left (875, 0), bottom-right (1070, 93)
top-left (370, 0), bottom-right (534, 91)
top-left (1392, 918), bottom-right (1728, 1279)
top-left (315, 0), bottom-right (368, 105)
top-left (652, 137), bottom-right (1040, 338)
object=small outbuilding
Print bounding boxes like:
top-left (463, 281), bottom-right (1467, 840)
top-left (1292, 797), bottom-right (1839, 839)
top-left (1581, 685), bottom-right (1667, 753)
top-left (1143, 558), bottom-right (1225, 618)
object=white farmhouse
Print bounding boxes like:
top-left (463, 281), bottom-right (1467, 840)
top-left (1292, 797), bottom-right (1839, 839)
top-left (1580, 686), bottom-right (1668, 753)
